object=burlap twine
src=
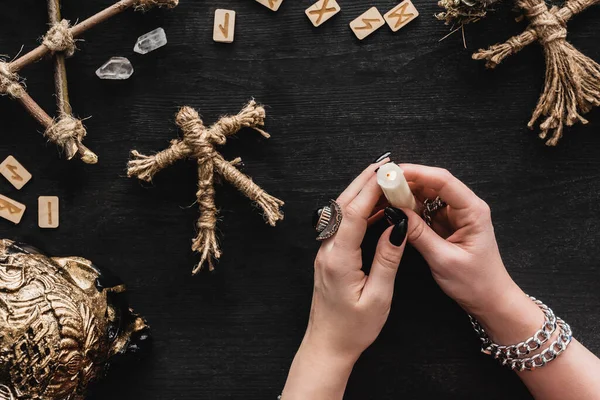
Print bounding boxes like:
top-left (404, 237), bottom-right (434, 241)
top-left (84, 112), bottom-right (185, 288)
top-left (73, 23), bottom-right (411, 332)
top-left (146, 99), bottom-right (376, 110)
top-left (0, 61), bottom-right (24, 98)
top-left (45, 115), bottom-right (90, 161)
top-left (42, 20), bottom-right (76, 57)
top-left (473, 0), bottom-right (600, 145)
top-left (134, 0), bottom-right (180, 12)
top-left (128, 101), bottom-right (284, 273)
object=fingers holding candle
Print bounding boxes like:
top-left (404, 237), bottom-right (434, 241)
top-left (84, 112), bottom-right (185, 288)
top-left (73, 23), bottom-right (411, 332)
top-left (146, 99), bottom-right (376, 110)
top-left (336, 155), bottom-right (390, 207)
top-left (399, 164), bottom-right (478, 211)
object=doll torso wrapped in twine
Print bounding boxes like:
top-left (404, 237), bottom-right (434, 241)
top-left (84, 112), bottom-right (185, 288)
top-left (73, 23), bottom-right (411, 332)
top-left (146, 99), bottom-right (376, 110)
top-left (127, 101), bottom-right (284, 273)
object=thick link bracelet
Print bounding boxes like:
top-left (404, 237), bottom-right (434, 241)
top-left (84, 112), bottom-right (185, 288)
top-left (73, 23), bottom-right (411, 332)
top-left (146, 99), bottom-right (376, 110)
top-left (469, 296), bottom-right (572, 371)
top-left (500, 318), bottom-right (572, 371)
top-left (470, 296), bottom-right (557, 359)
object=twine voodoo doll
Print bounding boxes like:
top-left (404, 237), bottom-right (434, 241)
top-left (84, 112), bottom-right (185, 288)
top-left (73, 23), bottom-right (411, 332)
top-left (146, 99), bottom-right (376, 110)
top-left (127, 101), bottom-right (284, 273)
top-left (473, 0), bottom-right (600, 145)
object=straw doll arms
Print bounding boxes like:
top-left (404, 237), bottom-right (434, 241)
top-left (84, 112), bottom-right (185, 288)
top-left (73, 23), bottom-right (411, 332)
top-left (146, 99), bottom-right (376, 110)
top-left (472, 0), bottom-right (599, 68)
top-left (127, 101), bottom-right (270, 182)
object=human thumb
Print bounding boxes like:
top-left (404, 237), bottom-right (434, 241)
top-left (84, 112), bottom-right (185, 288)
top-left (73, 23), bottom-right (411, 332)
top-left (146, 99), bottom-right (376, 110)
top-left (404, 208), bottom-right (453, 266)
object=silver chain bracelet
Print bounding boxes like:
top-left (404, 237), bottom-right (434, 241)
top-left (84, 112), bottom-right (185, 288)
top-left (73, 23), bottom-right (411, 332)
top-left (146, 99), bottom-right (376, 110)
top-left (470, 296), bottom-right (557, 359)
top-left (469, 296), bottom-right (572, 371)
top-left (500, 317), bottom-right (572, 371)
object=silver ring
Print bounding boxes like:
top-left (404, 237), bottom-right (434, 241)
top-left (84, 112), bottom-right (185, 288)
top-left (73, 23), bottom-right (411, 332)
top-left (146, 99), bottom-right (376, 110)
top-left (422, 196), bottom-right (447, 226)
top-left (313, 200), bottom-right (343, 241)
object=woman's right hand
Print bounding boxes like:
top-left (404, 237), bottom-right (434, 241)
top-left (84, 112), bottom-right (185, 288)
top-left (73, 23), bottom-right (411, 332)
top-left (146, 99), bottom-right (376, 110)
top-left (400, 164), bottom-right (600, 400)
top-left (399, 164), bottom-right (543, 342)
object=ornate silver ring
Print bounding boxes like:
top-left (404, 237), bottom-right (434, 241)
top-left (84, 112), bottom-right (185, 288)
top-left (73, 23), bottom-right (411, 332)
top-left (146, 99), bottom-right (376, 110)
top-left (313, 200), bottom-right (343, 241)
top-left (422, 196), bottom-right (447, 226)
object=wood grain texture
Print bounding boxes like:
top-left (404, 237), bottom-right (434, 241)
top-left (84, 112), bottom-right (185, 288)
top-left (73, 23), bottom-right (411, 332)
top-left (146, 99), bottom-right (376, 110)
top-left (1, 1), bottom-right (600, 399)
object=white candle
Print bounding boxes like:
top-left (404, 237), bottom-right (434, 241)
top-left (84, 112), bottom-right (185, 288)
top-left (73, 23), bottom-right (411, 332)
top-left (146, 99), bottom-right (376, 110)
top-left (376, 163), bottom-right (418, 212)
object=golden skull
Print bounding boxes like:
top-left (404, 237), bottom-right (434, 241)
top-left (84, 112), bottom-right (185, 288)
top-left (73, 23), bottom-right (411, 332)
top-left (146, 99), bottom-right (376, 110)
top-left (0, 239), bottom-right (149, 400)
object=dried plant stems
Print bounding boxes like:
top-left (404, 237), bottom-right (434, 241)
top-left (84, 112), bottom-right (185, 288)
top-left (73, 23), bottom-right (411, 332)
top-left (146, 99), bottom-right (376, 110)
top-left (14, 91), bottom-right (96, 163)
top-left (46, 0), bottom-right (97, 163)
top-left (473, 0), bottom-right (600, 145)
top-left (9, 0), bottom-right (178, 73)
top-left (436, 0), bottom-right (500, 25)
top-left (127, 101), bottom-right (284, 273)
top-left (48, 0), bottom-right (71, 116)
top-left (18, 91), bottom-right (54, 127)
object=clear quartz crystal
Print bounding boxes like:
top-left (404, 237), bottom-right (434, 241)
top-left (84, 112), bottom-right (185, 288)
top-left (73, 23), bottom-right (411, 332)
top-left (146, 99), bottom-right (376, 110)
top-left (134, 28), bottom-right (167, 54)
top-left (95, 57), bottom-right (134, 80)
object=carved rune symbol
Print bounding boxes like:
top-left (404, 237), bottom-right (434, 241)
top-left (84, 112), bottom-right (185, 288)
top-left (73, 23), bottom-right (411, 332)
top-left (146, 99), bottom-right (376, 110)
top-left (0, 199), bottom-right (21, 215)
top-left (309, 0), bottom-right (337, 25)
top-left (268, 0), bottom-right (278, 7)
top-left (389, 3), bottom-right (414, 29)
top-left (219, 13), bottom-right (230, 37)
top-left (5, 164), bottom-right (23, 181)
top-left (356, 18), bottom-right (381, 30)
top-left (47, 201), bottom-right (53, 225)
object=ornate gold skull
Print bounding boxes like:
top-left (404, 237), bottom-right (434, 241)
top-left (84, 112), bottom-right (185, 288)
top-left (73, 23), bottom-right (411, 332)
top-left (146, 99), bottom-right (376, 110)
top-left (0, 239), bottom-right (149, 400)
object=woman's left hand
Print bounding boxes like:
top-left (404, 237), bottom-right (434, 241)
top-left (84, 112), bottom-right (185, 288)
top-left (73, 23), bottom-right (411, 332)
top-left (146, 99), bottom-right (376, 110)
top-left (282, 158), bottom-right (408, 399)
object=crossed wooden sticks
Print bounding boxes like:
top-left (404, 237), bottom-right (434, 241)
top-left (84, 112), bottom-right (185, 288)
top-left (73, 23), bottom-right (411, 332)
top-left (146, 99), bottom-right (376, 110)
top-left (0, 0), bottom-right (178, 163)
top-left (127, 101), bottom-right (285, 273)
top-left (473, 0), bottom-right (600, 145)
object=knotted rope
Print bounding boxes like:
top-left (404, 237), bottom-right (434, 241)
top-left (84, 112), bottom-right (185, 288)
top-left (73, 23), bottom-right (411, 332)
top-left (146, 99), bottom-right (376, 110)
top-left (45, 115), bottom-right (89, 160)
top-left (134, 0), bottom-right (180, 12)
top-left (42, 20), bottom-right (76, 57)
top-left (473, 0), bottom-right (600, 145)
top-left (128, 101), bottom-right (284, 273)
top-left (0, 61), bottom-right (24, 98)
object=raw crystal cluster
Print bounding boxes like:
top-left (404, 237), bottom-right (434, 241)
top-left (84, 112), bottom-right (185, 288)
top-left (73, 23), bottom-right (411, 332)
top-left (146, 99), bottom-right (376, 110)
top-left (96, 27), bottom-right (167, 80)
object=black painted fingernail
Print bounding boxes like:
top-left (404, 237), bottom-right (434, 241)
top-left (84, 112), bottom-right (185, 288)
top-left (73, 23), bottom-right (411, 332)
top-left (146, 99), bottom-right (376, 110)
top-left (373, 152), bottom-right (391, 164)
top-left (385, 207), bottom-right (408, 246)
top-left (384, 207), bottom-right (407, 225)
top-left (390, 220), bottom-right (408, 246)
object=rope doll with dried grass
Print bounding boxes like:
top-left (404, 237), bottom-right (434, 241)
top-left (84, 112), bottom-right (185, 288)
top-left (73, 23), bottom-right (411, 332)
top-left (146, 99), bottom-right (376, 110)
top-left (127, 101), bottom-right (284, 273)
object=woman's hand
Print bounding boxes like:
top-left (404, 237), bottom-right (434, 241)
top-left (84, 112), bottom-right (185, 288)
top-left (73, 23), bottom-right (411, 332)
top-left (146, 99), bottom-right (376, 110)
top-left (400, 164), bottom-right (542, 343)
top-left (282, 157), bottom-right (408, 400)
top-left (401, 164), bottom-right (600, 400)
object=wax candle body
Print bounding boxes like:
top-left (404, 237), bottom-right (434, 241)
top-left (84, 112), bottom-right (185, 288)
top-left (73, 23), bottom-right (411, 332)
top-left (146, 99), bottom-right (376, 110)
top-left (376, 163), bottom-right (419, 212)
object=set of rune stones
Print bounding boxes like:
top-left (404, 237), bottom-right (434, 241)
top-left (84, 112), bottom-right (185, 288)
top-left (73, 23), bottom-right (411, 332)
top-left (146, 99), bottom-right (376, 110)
top-left (214, 0), bottom-right (420, 43)
top-left (0, 156), bottom-right (58, 228)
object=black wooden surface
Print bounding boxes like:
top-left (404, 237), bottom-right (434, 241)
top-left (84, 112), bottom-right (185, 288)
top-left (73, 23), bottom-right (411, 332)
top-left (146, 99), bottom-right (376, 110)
top-left (1, 1), bottom-right (600, 398)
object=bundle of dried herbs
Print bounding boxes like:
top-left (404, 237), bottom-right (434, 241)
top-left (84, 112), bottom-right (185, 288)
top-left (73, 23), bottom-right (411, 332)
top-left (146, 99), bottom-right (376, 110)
top-left (436, 0), bottom-right (501, 25)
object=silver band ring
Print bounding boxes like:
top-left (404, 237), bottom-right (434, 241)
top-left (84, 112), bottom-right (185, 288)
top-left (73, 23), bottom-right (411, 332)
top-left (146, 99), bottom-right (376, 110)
top-left (313, 200), bottom-right (343, 241)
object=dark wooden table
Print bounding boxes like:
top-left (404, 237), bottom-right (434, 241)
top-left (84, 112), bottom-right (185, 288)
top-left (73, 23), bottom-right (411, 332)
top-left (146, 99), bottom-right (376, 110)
top-left (1, 1), bottom-right (600, 398)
